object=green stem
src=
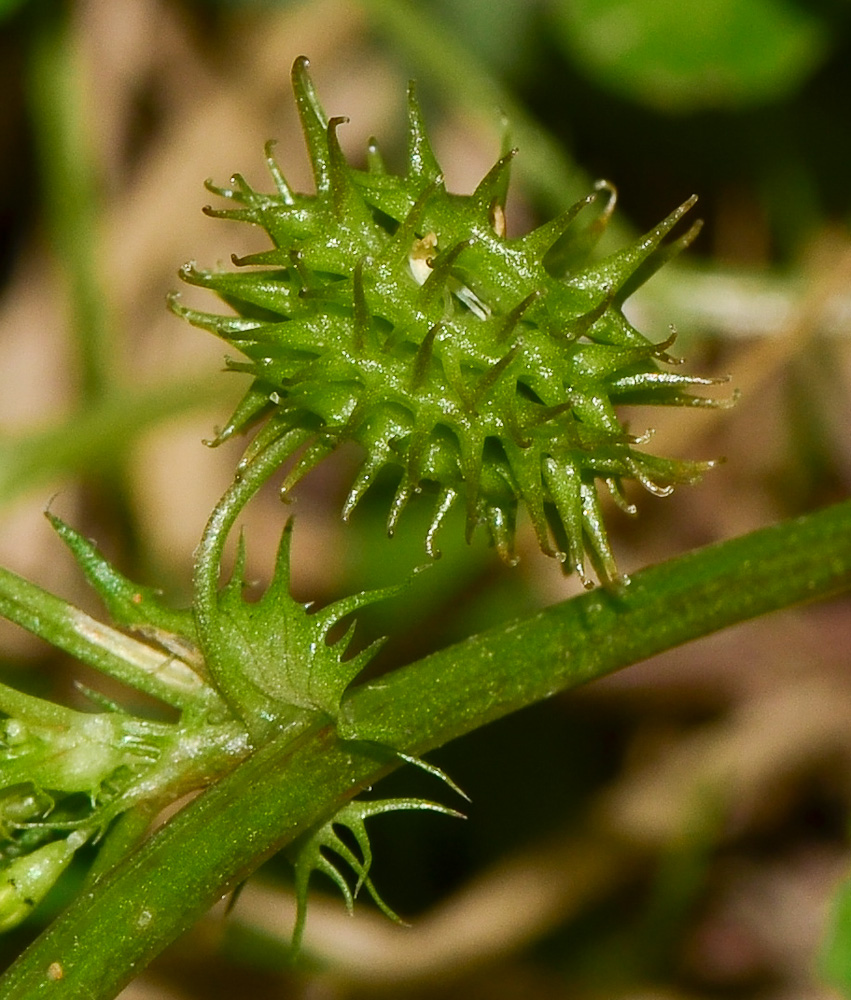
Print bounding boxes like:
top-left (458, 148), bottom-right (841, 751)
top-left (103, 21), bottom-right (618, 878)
top-left (0, 566), bottom-right (221, 715)
top-left (3, 499), bottom-right (851, 999)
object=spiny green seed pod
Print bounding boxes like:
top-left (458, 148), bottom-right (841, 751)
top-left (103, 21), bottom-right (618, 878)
top-left (171, 56), bottom-right (727, 586)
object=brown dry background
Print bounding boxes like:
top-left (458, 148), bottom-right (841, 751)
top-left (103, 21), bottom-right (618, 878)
top-left (2, 1), bottom-right (851, 998)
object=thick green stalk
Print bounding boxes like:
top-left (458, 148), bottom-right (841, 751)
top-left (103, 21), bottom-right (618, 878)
top-left (192, 429), bottom-right (314, 726)
top-left (2, 499), bottom-right (851, 999)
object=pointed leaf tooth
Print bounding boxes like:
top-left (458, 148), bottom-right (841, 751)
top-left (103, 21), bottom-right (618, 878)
top-left (425, 487), bottom-right (457, 559)
top-left (406, 80), bottom-right (441, 181)
top-left (351, 257), bottom-right (375, 352)
top-left (482, 501), bottom-right (519, 566)
top-left (391, 756), bottom-right (470, 803)
top-left (616, 217), bottom-right (704, 303)
top-left (471, 148), bottom-right (517, 220)
top-left (386, 481), bottom-right (414, 538)
top-left (291, 55), bottom-right (331, 193)
top-left (175, 259), bottom-right (207, 286)
top-left (335, 815), bottom-right (373, 897)
top-left (543, 457), bottom-right (589, 583)
top-left (610, 370), bottom-right (732, 400)
top-left (580, 481), bottom-right (622, 588)
top-left (263, 139), bottom-right (295, 205)
top-left (317, 850), bottom-right (356, 912)
top-left (289, 249), bottom-right (314, 291)
top-left (563, 290), bottom-right (613, 341)
top-left (229, 172), bottom-right (256, 202)
top-left (411, 323), bottom-right (441, 390)
top-left (46, 514), bottom-right (196, 640)
top-left (626, 426), bottom-right (655, 446)
top-left (580, 178), bottom-right (618, 248)
top-left (342, 447), bottom-right (391, 521)
top-left (626, 455), bottom-right (674, 497)
top-left (384, 177), bottom-right (443, 266)
top-left (200, 206), bottom-right (256, 226)
top-left (529, 400), bottom-right (574, 429)
top-left (574, 193), bottom-right (699, 298)
top-left (419, 239), bottom-right (474, 307)
top-left (204, 177), bottom-right (240, 202)
top-left (504, 443), bottom-right (559, 559)
top-left (204, 384), bottom-right (275, 447)
top-left (469, 343), bottom-right (520, 411)
top-left (317, 579), bottom-right (405, 643)
top-left (335, 799), bottom-right (463, 913)
top-left (167, 292), bottom-right (261, 337)
top-left (353, 869), bottom-right (406, 924)
top-left (326, 115), bottom-right (355, 219)
top-left (226, 248), bottom-right (283, 269)
top-left (279, 435), bottom-right (336, 497)
top-left (261, 519), bottom-right (295, 606)
top-left (455, 427), bottom-right (485, 543)
top-left (516, 193), bottom-right (595, 262)
top-left (339, 634), bottom-right (389, 683)
top-left (651, 326), bottom-right (683, 364)
top-left (366, 136), bottom-right (387, 175)
top-left (222, 530), bottom-right (249, 599)
top-left (236, 421), bottom-right (314, 482)
top-left (303, 619), bottom-right (386, 715)
top-left (605, 477), bottom-right (637, 516)
top-left (542, 181), bottom-right (617, 279)
top-left (386, 427), bottom-right (428, 537)
top-left (496, 290), bottom-right (541, 343)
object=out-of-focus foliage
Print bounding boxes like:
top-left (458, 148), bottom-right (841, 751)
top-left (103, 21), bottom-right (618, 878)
top-left (0, 0), bottom-right (28, 22)
top-left (2, 0), bottom-right (851, 997)
top-left (823, 871), bottom-right (851, 997)
top-left (552, 0), bottom-right (829, 112)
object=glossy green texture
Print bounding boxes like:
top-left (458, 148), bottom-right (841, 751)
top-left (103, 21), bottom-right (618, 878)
top-left (0, 507), bottom-right (427, 939)
top-left (172, 57), bottom-right (725, 586)
top-left (200, 519), bottom-right (403, 735)
top-left (4, 497), bottom-right (850, 1000)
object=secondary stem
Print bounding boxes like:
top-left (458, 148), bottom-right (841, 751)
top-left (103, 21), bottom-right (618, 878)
top-left (3, 499), bottom-right (851, 999)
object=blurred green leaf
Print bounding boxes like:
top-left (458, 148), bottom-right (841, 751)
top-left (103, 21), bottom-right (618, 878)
top-left (821, 869), bottom-right (851, 997)
top-left (430, 0), bottom-right (539, 75)
top-left (553, 0), bottom-right (829, 111)
top-left (0, 0), bottom-right (28, 20)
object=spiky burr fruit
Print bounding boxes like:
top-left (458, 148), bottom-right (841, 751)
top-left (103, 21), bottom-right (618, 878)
top-left (171, 56), bottom-right (726, 586)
